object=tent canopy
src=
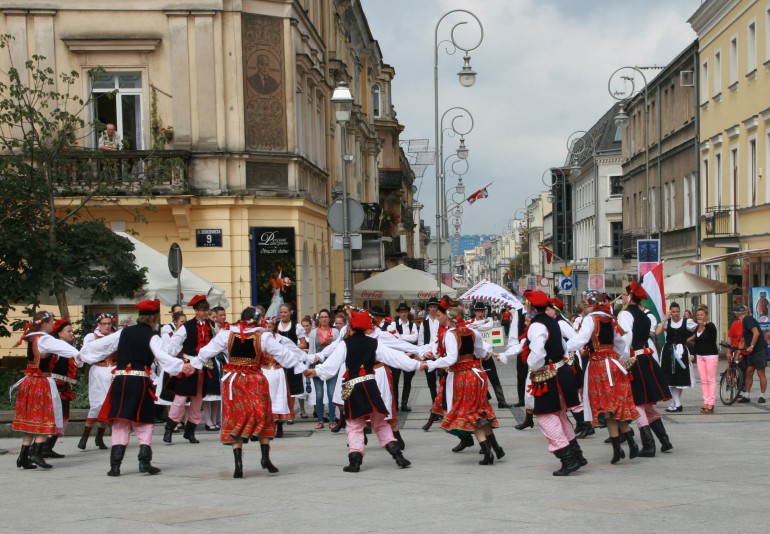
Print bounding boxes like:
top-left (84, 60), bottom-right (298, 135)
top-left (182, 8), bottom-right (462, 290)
top-left (664, 271), bottom-right (735, 298)
top-left (40, 233), bottom-right (228, 308)
top-left (354, 264), bottom-right (457, 300)
top-left (459, 280), bottom-right (524, 310)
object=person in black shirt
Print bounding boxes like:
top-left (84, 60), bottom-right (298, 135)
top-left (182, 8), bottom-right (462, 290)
top-left (734, 305), bottom-right (767, 403)
top-left (691, 304), bottom-right (719, 413)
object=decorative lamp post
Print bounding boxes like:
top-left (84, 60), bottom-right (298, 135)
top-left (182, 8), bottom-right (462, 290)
top-left (331, 81), bottom-right (354, 305)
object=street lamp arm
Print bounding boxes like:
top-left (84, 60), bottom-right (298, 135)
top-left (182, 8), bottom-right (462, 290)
top-left (435, 10), bottom-right (484, 55)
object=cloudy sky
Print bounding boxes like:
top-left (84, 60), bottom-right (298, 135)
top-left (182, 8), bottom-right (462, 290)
top-left (360, 0), bottom-right (700, 235)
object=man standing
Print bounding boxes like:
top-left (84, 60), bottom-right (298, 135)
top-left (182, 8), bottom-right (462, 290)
top-left (393, 303), bottom-right (418, 411)
top-left (163, 295), bottom-right (213, 444)
top-left (418, 297), bottom-right (442, 402)
top-left (735, 305), bottom-right (768, 403)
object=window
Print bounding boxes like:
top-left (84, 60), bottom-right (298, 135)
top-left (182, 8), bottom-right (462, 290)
top-left (372, 83), bottom-right (381, 118)
top-left (649, 187), bottom-right (656, 232)
top-left (713, 51), bottom-right (721, 96)
top-left (747, 20), bottom-right (757, 74)
top-left (702, 157), bottom-right (710, 208)
top-left (701, 61), bottom-right (709, 103)
top-left (611, 221), bottom-right (623, 257)
top-left (766, 7), bottom-right (770, 62)
top-left (730, 147), bottom-right (738, 208)
top-left (683, 175), bottom-right (691, 227)
top-left (749, 137), bottom-right (757, 206)
top-left (609, 175), bottom-right (623, 196)
top-left (730, 36), bottom-right (738, 86)
top-left (715, 152), bottom-right (722, 208)
top-left (663, 183), bottom-right (670, 230)
top-left (91, 72), bottom-right (143, 149)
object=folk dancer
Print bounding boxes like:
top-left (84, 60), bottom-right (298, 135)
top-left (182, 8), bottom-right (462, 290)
top-left (79, 313), bottom-right (118, 451)
top-left (618, 283), bottom-right (673, 456)
top-left (12, 312), bottom-right (79, 470)
top-left (190, 307), bottom-right (307, 478)
top-left (498, 312), bottom-right (535, 431)
top-left (566, 291), bottom-right (640, 464)
top-left (275, 303), bottom-right (309, 422)
top-left (304, 310), bottom-right (419, 473)
top-left (79, 299), bottom-right (194, 476)
top-left (469, 301), bottom-right (512, 409)
top-left (392, 302), bottom-right (419, 412)
top-left (655, 302), bottom-right (697, 412)
top-left (163, 294), bottom-right (213, 444)
top-left (42, 320), bottom-right (81, 459)
top-left (418, 296), bottom-right (443, 430)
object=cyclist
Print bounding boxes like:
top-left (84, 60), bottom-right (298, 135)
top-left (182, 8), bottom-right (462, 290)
top-left (734, 305), bottom-right (767, 403)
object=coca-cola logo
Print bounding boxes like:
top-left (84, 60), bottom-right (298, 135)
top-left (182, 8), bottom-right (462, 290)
top-left (361, 291), bottom-right (384, 299)
top-left (417, 291), bottom-right (438, 298)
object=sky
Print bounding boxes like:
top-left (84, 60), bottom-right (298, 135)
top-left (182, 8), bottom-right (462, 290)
top-left (360, 0), bottom-right (700, 236)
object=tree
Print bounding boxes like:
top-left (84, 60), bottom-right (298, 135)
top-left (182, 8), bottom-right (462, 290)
top-left (0, 35), bottom-right (178, 335)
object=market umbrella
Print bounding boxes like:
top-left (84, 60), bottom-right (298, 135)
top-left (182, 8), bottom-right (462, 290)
top-left (664, 271), bottom-right (735, 298)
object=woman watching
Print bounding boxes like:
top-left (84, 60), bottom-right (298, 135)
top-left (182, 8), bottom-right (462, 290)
top-left (691, 304), bottom-right (719, 414)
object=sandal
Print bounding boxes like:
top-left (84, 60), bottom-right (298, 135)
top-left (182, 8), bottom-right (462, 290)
top-left (314, 423), bottom-right (324, 430)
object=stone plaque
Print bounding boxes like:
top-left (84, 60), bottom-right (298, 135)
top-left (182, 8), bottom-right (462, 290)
top-left (246, 162), bottom-right (288, 190)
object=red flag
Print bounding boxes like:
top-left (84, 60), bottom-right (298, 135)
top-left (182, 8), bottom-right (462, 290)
top-left (466, 187), bottom-right (489, 205)
top-left (538, 245), bottom-right (553, 264)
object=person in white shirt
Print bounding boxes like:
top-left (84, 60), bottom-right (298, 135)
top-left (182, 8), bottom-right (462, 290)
top-left (392, 303), bottom-right (419, 411)
top-left (468, 301), bottom-right (512, 409)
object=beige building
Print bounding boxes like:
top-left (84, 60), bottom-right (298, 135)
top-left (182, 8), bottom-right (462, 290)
top-left (689, 0), bottom-right (770, 333)
top-left (0, 1), bottom-right (416, 354)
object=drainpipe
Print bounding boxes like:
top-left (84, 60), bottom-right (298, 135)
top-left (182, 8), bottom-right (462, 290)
top-left (693, 48), bottom-right (701, 277)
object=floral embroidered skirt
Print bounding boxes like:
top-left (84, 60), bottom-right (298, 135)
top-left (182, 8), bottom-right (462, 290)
top-left (587, 351), bottom-right (638, 428)
top-left (12, 375), bottom-right (56, 435)
top-left (440, 367), bottom-right (498, 436)
top-left (431, 374), bottom-right (447, 416)
top-left (221, 370), bottom-right (275, 444)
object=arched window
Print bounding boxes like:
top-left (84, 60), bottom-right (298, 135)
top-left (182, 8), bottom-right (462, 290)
top-left (372, 83), bottom-right (381, 118)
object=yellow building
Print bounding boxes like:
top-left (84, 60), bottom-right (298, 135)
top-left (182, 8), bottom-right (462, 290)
top-left (0, 1), bottom-right (413, 355)
top-left (689, 0), bottom-right (770, 333)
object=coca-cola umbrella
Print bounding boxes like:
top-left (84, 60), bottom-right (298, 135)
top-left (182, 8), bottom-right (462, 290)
top-left (354, 264), bottom-right (457, 301)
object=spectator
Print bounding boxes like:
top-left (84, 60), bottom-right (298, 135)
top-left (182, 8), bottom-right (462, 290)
top-left (98, 123), bottom-right (121, 150)
top-left (308, 309), bottom-right (339, 429)
top-left (734, 305), bottom-right (768, 403)
top-left (691, 305), bottom-right (718, 414)
top-left (501, 306), bottom-right (513, 337)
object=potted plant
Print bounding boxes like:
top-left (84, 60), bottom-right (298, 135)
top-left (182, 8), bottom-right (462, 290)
top-left (161, 126), bottom-right (174, 141)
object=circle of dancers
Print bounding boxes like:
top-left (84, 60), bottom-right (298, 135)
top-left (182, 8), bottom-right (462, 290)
top-left (10, 285), bottom-right (677, 478)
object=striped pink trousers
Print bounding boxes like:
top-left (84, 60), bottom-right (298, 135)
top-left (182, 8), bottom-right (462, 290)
top-left (535, 393), bottom-right (576, 452)
top-left (635, 403), bottom-right (662, 427)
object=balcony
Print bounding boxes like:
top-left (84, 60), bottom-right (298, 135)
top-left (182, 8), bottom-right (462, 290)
top-left (56, 150), bottom-right (190, 196)
top-left (703, 206), bottom-right (737, 238)
top-left (361, 203), bottom-right (383, 233)
top-left (621, 229), bottom-right (647, 259)
top-left (378, 170), bottom-right (403, 191)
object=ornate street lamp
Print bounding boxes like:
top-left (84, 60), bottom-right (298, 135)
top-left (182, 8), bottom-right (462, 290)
top-left (331, 81), bottom-right (354, 304)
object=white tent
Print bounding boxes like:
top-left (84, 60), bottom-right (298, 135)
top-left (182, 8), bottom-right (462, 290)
top-left (664, 271), bottom-right (735, 299)
top-left (459, 280), bottom-right (524, 310)
top-left (40, 232), bottom-right (228, 308)
top-left (354, 264), bottom-right (457, 300)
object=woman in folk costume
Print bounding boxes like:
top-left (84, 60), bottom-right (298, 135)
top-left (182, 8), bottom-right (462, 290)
top-left (258, 313), bottom-right (293, 438)
top-left (79, 300), bottom-right (194, 477)
top-left (275, 303), bottom-right (309, 422)
top-left (566, 291), bottom-right (640, 464)
top-left (655, 301), bottom-right (697, 412)
top-left (498, 312), bottom-right (536, 431)
top-left (42, 320), bottom-right (82, 459)
top-left (423, 297), bottom-right (503, 466)
top-left (618, 283), bottom-right (673, 457)
top-left (190, 307), bottom-right (307, 478)
top-left (79, 313), bottom-right (118, 451)
top-left (12, 311), bottom-right (80, 470)
top-left (304, 310), bottom-right (419, 473)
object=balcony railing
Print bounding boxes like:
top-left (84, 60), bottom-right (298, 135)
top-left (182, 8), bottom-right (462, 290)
top-left (361, 203), bottom-right (383, 233)
top-left (703, 206), bottom-right (736, 237)
top-left (57, 150), bottom-right (190, 196)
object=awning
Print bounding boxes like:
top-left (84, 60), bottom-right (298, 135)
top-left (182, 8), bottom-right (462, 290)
top-left (683, 248), bottom-right (770, 266)
top-left (459, 280), bottom-right (524, 309)
top-left (664, 271), bottom-right (735, 298)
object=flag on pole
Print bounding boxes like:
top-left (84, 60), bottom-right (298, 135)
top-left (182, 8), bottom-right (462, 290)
top-left (641, 261), bottom-right (666, 324)
top-left (538, 245), bottom-right (564, 264)
top-left (466, 185), bottom-right (490, 204)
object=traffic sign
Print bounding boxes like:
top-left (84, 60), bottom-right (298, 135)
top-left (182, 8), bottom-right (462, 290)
top-left (560, 277), bottom-right (573, 290)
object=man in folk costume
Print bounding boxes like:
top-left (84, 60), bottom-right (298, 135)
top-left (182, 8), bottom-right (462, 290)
top-left (547, 298), bottom-right (593, 439)
top-left (79, 300), bottom-right (194, 476)
top-left (163, 294), bottom-right (213, 444)
top-left (190, 307), bottom-right (307, 478)
top-left (304, 310), bottom-right (420, 473)
top-left (418, 296), bottom-right (443, 430)
top-left (618, 283), bottom-right (673, 456)
top-left (468, 301), bottom-right (512, 409)
top-left (524, 291), bottom-right (586, 476)
top-left (79, 313), bottom-right (118, 451)
top-left (392, 302), bottom-right (419, 412)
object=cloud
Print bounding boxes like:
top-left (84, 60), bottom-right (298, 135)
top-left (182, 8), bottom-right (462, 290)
top-left (361, 0), bottom-right (698, 234)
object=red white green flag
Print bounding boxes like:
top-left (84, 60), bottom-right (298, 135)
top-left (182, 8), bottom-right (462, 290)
top-left (641, 261), bottom-right (666, 323)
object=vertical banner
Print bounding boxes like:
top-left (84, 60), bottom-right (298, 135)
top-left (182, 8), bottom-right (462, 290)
top-left (637, 239), bottom-right (660, 279)
top-left (751, 287), bottom-right (770, 332)
top-left (250, 227), bottom-right (297, 316)
top-left (588, 257), bottom-right (606, 292)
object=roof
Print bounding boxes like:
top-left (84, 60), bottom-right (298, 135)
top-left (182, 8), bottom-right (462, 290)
top-left (565, 101), bottom-right (623, 167)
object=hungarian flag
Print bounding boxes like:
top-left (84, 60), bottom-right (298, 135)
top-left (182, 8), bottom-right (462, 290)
top-left (641, 261), bottom-right (666, 324)
top-left (466, 186), bottom-right (489, 204)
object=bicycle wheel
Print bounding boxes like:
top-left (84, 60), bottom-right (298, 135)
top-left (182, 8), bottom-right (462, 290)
top-left (719, 367), bottom-right (742, 405)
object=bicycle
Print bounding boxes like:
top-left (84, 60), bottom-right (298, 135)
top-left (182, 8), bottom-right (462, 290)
top-left (718, 342), bottom-right (746, 405)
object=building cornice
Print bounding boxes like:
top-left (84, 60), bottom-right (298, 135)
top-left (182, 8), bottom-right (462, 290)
top-left (687, 0), bottom-right (741, 37)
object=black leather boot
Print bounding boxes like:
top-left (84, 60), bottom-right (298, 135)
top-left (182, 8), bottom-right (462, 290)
top-left (343, 452), bottom-right (363, 472)
top-left (478, 440), bottom-right (494, 465)
top-left (625, 431), bottom-right (639, 459)
top-left (107, 445), bottom-right (126, 477)
top-left (232, 447), bottom-right (243, 479)
top-left (572, 410), bottom-right (585, 433)
top-left (493, 385), bottom-right (512, 408)
top-left (487, 432), bottom-right (505, 460)
top-left (553, 445), bottom-right (581, 476)
top-left (610, 436), bottom-right (625, 464)
top-left (578, 423), bottom-right (596, 438)
top-left (275, 422), bottom-right (284, 438)
top-left (650, 419), bottom-right (673, 452)
top-left (163, 420), bottom-right (175, 444)
top-left (28, 442), bottom-right (52, 469)
top-left (260, 443), bottom-right (279, 473)
top-left (393, 430), bottom-right (406, 451)
top-left (452, 434), bottom-right (474, 453)
top-left (638, 426), bottom-right (656, 457)
top-left (514, 412), bottom-right (534, 430)
top-left (604, 433), bottom-right (626, 444)
top-left (385, 441), bottom-right (411, 468)
top-left (183, 421), bottom-right (200, 444)
top-left (16, 444), bottom-right (36, 469)
top-left (138, 445), bottom-right (161, 474)
top-left (78, 425), bottom-right (92, 450)
top-left (43, 435), bottom-right (65, 459)
top-left (422, 412), bottom-right (438, 432)
top-left (569, 438), bottom-right (588, 467)
top-left (94, 426), bottom-right (109, 450)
